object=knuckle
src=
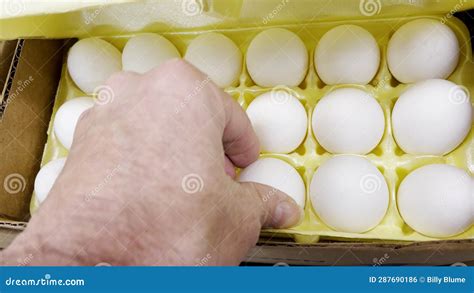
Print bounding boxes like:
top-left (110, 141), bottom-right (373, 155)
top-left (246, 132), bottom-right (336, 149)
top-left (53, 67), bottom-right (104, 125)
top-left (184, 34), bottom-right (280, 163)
top-left (150, 58), bottom-right (194, 75)
top-left (146, 58), bottom-right (207, 89)
top-left (105, 71), bottom-right (130, 88)
top-left (104, 71), bottom-right (140, 94)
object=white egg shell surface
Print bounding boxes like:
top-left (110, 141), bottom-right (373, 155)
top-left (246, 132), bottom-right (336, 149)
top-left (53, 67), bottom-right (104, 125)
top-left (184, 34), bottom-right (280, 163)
top-left (392, 79), bottom-right (472, 155)
top-left (122, 33), bottom-right (180, 74)
top-left (246, 28), bottom-right (308, 87)
top-left (312, 87), bottom-right (385, 154)
top-left (387, 19), bottom-right (460, 83)
top-left (246, 91), bottom-right (308, 154)
top-left (310, 155), bottom-right (389, 233)
top-left (238, 157), bottom-right (306, 208)
top-left (67, 38), bottom-right (122, 93)
top-left (53, 97), bottom-right (95, 150)
top-left (397, 164), bottom-right (473, 238)
top-left (315, 25), bottom-right (380, 85)
top-left (185, 32), bottom-right (242, 88)
top-left (34, 158), bottom-right (67, 204)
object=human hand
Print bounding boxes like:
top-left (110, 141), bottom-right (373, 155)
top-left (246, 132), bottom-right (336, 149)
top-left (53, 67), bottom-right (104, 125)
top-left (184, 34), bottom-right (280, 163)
top-left (2, 60), bottom-right (302, 266)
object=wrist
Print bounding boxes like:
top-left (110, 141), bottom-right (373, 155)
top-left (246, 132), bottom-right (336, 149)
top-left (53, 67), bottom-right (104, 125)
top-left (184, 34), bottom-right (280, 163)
top-left (2, 185), bottom-right (126, 266)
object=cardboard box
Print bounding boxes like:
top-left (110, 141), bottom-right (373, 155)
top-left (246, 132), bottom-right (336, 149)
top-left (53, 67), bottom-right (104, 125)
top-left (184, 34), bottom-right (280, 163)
top-left (0, 3), bottom-right (472, 266)
top-left (0, 39), bottom-right (68, 226)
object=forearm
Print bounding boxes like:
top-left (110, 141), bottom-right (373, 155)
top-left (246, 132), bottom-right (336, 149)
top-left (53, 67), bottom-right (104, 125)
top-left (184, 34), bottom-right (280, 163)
top-left (1, 199), bottom-right (107, 266)
top-left (2, 166), bottom-right (129, 266)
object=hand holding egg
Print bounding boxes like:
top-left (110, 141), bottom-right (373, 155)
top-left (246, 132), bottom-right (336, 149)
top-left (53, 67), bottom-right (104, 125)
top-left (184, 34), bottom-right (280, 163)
top-left (238, 157), bottom-right (306, 208)
top-left (26, 60), bottom-right (303, 265)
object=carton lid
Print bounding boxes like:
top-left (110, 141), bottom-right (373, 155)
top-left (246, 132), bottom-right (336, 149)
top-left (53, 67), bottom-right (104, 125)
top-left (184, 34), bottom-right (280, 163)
top-left (0, 0), bottom-right (473, 39)
top-left (0, 0), bottom-right (132, 19)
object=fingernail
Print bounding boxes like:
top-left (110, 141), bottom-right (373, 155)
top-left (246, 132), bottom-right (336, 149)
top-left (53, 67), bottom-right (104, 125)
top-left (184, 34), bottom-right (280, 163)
top-left (274, 201), bottom-right (303, 228)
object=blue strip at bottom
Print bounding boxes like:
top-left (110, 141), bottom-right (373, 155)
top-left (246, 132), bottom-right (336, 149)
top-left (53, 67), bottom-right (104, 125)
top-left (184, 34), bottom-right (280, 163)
top-left (0, 266), bottom-right (472, 292)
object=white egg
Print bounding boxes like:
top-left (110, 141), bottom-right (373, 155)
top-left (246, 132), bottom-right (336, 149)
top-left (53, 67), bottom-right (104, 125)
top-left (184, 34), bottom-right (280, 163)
top-left (122, 33), bottom-right (180, 74)
top-left (387, 19), bottom-right (459, 83)
top-left (34, 158), bottom-right (67, 204)
top-left (246, 91), bottom-right (307, 153)
top-left (310, 155), bottom-right (389, 233)
top-left (246, 28), bottom-right (308, 87)
top-left (67, 38), bottom-right (122, 93)
top-left (315, 25), bottom-right (380, 85)
top-left (312, 88), bottom-right (385, 154)
top-left (392, 79), bottom-right (472, 155)
top-left (54, 97), bottom-right (95, 150)
top-left (397, 164), bottom-right (472, 238)
top-left (185, 33), bottom-right (242, 88)
top-left (238, 157), bottom-right (305, 208)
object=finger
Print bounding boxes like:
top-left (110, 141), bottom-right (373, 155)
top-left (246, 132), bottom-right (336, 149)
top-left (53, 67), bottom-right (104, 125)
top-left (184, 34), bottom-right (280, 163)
top-left (239, 182), bottom-right (303, 228)
top-left (224, 155), bottom-right (236, 178)
top-left (221, 96), bottom-right (260, 168)
top-left (145, 59), bottom-right (260, 168)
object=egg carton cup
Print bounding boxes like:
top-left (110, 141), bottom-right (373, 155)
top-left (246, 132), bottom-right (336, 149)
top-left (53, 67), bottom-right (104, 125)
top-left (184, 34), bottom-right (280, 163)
top-left (31, 15), bottom-right (474, 243)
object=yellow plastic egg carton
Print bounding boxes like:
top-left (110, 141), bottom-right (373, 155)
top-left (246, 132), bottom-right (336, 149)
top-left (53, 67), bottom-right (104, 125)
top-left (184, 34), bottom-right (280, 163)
top-left (31, 14), bottom-right (473, 243)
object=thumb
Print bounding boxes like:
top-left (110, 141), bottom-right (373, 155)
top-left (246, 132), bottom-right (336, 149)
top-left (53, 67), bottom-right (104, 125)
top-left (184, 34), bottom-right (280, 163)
top-left (240, 182), bottom-right (304, 228)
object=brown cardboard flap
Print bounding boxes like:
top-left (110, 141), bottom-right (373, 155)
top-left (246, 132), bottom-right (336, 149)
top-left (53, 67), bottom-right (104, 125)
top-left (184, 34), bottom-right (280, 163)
top-left (246, 238), bottom-right (474, 266)
top-left (0, 39), bottom-right (67, 221)
top-left (0, 40), bottom-right (17, 94)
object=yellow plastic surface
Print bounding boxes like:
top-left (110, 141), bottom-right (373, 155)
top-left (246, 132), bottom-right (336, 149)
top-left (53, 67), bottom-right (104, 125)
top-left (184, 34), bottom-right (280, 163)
top-left (30, 15), bottom-right (473, 243)
top-left (1, 0), bottom-right (474, 39)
